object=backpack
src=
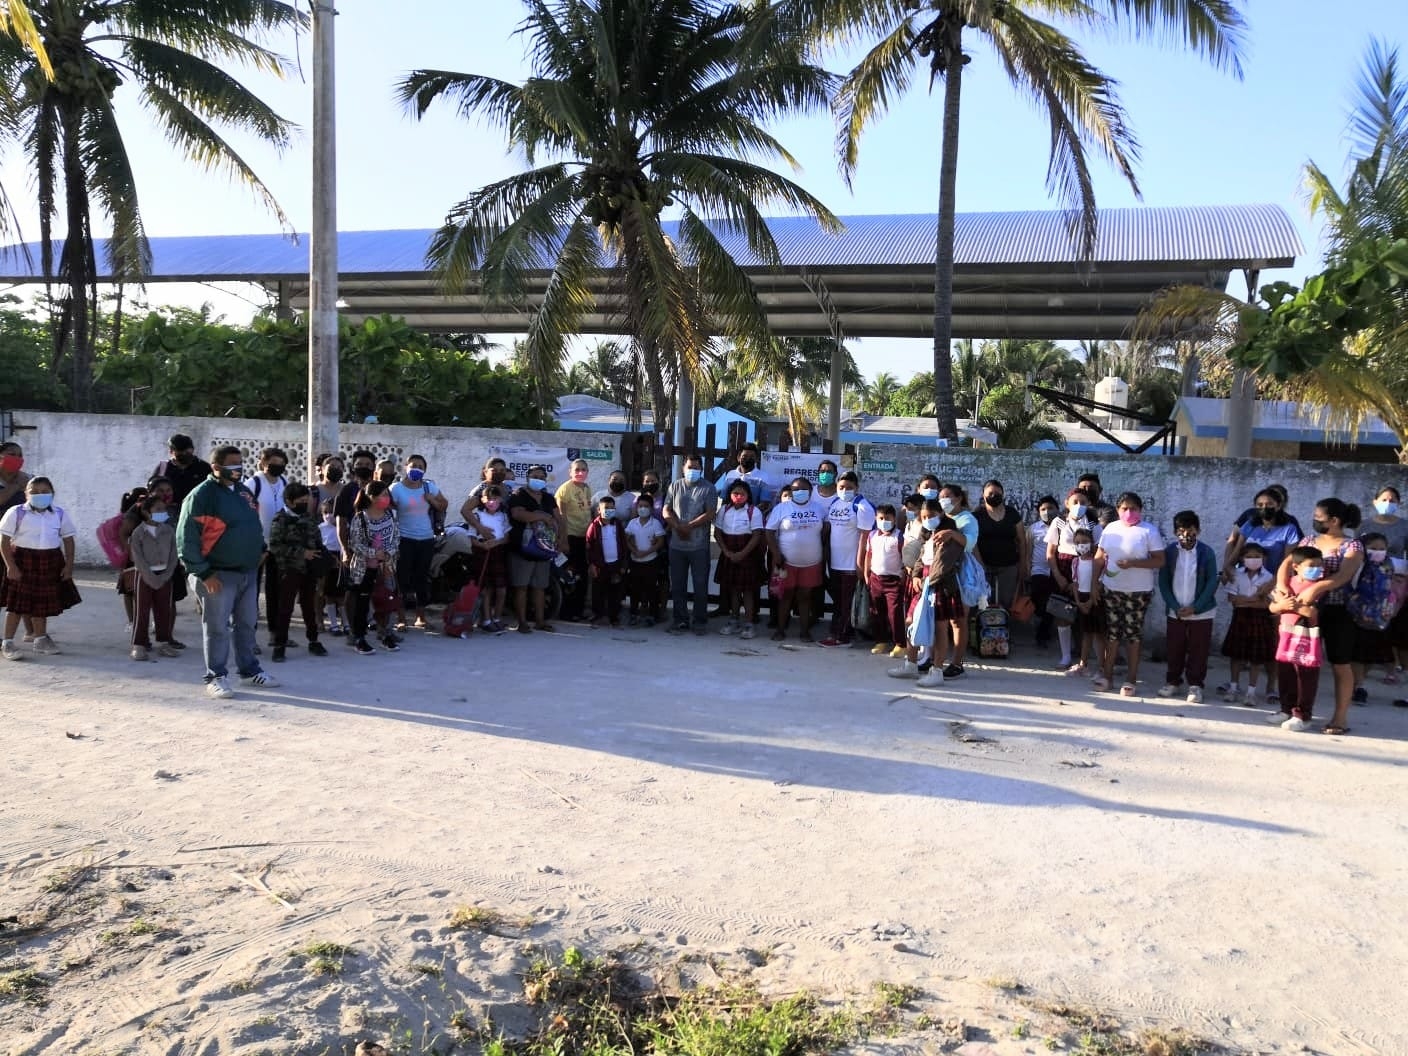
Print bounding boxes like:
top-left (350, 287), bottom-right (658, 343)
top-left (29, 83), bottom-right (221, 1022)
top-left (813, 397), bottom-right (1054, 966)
top-left (1348, 560), bottom-right (1395, 631)
top-left (974, 606), bottom-right (1010, 659)
top-left (95, 513), bottom-right (128, 569)
top-left (958, 552), bottom-right (989, 610)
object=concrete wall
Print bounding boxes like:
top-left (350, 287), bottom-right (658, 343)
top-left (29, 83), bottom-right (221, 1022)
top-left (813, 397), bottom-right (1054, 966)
top-left (10, 412), bottom-right (622, 565)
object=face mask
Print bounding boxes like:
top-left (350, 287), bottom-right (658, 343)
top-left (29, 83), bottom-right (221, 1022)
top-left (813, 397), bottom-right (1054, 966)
top-left (1242, 557), bottom-right (1263, 572)
top-left (1258, 506), bottom-right (1278, 522)
top-left (905, 509), bottom-right (918, 522)
top-left (1075, 543), bottom-right (1092, 556)
top-left (407, 468), bottom-right (425, 483)
top-left (836, 488), bottom-right (856, 502)
top-left (484, 499), bottom-right (501, 512)
top-left (1376, 500), bottom-right (1398, 517)
top-left (377, 472), bottom-right (396, 484)
top-left (528, 478), bottom-right (548, 492)
top-left (1, 455), bottom-right (23, 474)
top-left (985, 494), bottom-right (1003, 508)
top-left (685, 468), bottom-right (703, 483)
top-left (323, 514), bottom-right (335, 526)
top-left (731, 494), bottom-right (748, 507)
top-left (325, 467), bottom-right (344, 483)
top-left (374, 496), bottom-right (391, 511)
top-left (601, 508), bottom-right (616, 520)
top-left (939, 497), bottom-right (956, 514)
top-left (28, 493), bottom-right (53, 509)
top-left (922, 515), bottom-right (941, 531)
top-left (572, 470), bottom-right (588, 482)
top-left (740, 458), bottom-right (756, 470)
top-left (1070, 504), bottom-right (1087, 519)
top-left (266, 463), bottom-right (286, 477)
top-left (353, 466), bottom-right (373, 482)
top-left (609, 481), bottom-right (625, 494)
top-left (1312, 519), bottom-right (1328, 535)
top-left (1178, 534), bottom-right (1198, 550)
top-left (792, 489), bottom-right (810, 504)
top-left (919, 488), bottom-right (938, 501)
top-left (818, 471), bottom-right (836, 486)
top-left (1039, 510), bottom-right (1055, 524)
top-left (219, 464), bottom-right (243, 483)
top-left (1119, 509), bottom-right (1142, 526)
top-left (1368, 549), bottom-right (1388, 564)
top-left (1301, 565), bottom-right (1325, 581)
top-left (171, 452), bottom-right (192, 467)
top-left (638, 507), bottom-right (652, 520)
top-left (641, 482), bottom-right (658, 495)
top-left (877, 519), bottom-right (894, 533)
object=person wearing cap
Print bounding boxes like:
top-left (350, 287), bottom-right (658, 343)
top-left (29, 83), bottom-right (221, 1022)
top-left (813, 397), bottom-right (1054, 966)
top-left (154, 433), bottom-right (212, 507)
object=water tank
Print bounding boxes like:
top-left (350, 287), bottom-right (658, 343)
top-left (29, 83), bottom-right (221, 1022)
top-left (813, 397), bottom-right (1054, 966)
top-left (1094, 375), bottom-right (1129, 410)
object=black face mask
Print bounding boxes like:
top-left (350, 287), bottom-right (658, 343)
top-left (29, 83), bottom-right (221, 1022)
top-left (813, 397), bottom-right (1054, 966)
top-left (609, 482), bottom-right (625, 494)
top-left (325, 467), bottom-right (344, 483)
top-left (1260, 507), bottom-right (1277, 522)
top-left (641, 482), bottom-right (658, 495)
top-left (740, 458), bottom-right (756, 470)
top-left (173, 451), bottom-right (194, 466)
top-left (1312, 519), bottom-right (1329, 535)
top-left (353, 466), bottom-right (373, 482)
top-left (985, 494), bottom-right (1003, 508)
top-left (267, 463), bottom-right (287, 477)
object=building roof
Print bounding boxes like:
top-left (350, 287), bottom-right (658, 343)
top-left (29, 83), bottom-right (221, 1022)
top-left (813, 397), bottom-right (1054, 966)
top-left (0, 203), bottom-right (1301, 340)
top-left (1172, 397), bottom-right (1400, 446)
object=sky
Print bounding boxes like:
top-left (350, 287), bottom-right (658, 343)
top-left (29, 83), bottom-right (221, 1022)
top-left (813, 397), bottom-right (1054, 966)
top-left (2, 0), bottom-right (1404, 383)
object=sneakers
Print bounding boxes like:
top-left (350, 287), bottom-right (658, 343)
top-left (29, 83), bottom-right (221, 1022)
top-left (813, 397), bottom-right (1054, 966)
top-left (739, 624), bottom-right (755, 640)
top-left (381, 635), bottom-right (401, 652)
top-left (32, 635), bottom-right (60, 655)
top-left (1266, 709), bottom-right (1291, 725)
top-left (916, 669), bottom-right (946, 688)
top-left (329, 624), bottom-right (347, 637)
top-left (307, 641), bottom-right (329, 657)
top-left (1156, 683), bottom-right (1181, 698)
top-left (130, 646), bottom-right (149, 662)
top-left (818, 637), bottom-right (843, 648)
top-left (167, 639), bottom-right (187, 650)
top-left (1186, 686), bottom-right (1203, 704)
top-left (1, 639), bottom-right (21, 661)
top-left (272, 645), bottom-right (287, 663)
top-left (719, 620), bottom-right (740, 636)
top-left (1351, 686), bottom-right (1368, 705)
top-left (870, 642), bottom-right (891, 655)
top-left (942, 663), bottom-right (964, 680)
top-left (354, 638), bottom-right (375, 655)
top-left (1242, 691), bottom-right (1262, 708)
top-left (1281, 714), bottom-right (1311, 732)
top-left (1218, 684), bottom-right (1243, 703)
top-left (155, 642), bottom-right (181, 658)
top-left (889, 645), bottom-right (907, 659)
top-left (206, 676), bottom-right (234, 699)
top-left (887, 659), bottom-right (918, 679)
top-left (240, 671), bottom-right (281, 688)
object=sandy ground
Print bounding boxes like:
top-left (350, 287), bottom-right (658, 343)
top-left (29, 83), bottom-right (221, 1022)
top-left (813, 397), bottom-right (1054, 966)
top-left (2, 572), bottom-right (1407, 1056)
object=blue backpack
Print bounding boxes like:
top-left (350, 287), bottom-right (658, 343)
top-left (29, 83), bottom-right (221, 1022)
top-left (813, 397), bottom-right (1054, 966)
top-left (958, 552), bottom-right (989, 609)
top-left (1349, 560), bottom-right (1395, 631)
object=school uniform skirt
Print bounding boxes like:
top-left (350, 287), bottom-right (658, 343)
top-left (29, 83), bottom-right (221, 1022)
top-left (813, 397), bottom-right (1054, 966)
top-left (1219, 607), bottom-right (1276, 663)
top-left (714, 531), bottom-right (764, 592)
top-left (1076, 592), bottom-right (1107, 636)
top-left (0, 546), bottom-right (82, 617)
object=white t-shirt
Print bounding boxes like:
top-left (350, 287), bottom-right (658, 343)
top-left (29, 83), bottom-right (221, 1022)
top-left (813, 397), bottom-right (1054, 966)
top-left (1099, 520), bottom-right (1164, 593)
top-left (599, 522), bottom-right (620, 564)
top-left (0, 503), bottom-right (77, 549)
top-left (625, 517), bottom-right (666, 562)
top-left (1046, 515), bottom-right (1102, 557)
top-left (1171, 545), bottom-right (1215, 620)
top-left (1029, 520), bottom-right (1052, 576)
top-left (868, 529), bottom-right (903, 576)
top-left (477, 509), bottom-right (509, 541)
top-left (247, 473), bottom-right (286, 541)
top-left (319, 519), bottom-right (341, 554)
top-left (825, 495), bottom-right (876, 572)
top-left (715, 504), bottom-right (765, 535)
top-left (1224, 566), bottom-right (1272, 599)
top-left (765, 497), bottom-right (827, 566)
top-left (1074, 555), bottom-right (1096, 593)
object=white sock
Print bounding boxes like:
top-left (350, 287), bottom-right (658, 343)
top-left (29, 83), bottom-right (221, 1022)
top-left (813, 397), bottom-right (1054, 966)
top-left (1057, 626), bottom-right (1072, 663)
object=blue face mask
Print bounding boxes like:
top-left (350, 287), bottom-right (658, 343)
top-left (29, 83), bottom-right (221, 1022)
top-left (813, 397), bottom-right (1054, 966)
top-left (29, 493), bottom-right (53, 510)
top-left (407, 468), bottom-right (425, 483)
top-left (151, 511), bottom-right (170, 524)
top-left (1375, 499), bottom-right (1398, 517)
top-left (1301, 565), bottom-right (1325, 581)
top-left (601, 508), bottom-right (616, 520)
top-left (792, 489), bottom-right (811, 504)
top-left (905, 509), bottom-right (918, 522)
top-left (922, 515), bottom-right (941, 531)
top-left (877, 519), bottom-right (894, 533)
top-left (919, 488), bottom-right (938, 501)
top-left (685, 468), bottom-right (703, 483)
top-left (528, 478), bottom-right (548, 492)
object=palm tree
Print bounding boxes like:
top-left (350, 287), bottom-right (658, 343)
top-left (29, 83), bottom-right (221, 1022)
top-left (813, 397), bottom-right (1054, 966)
top-left (732, 334), bottom-right (861, 442)
top-left (0, 0), bottom-right (302, 409)
top-left (978, 382), bottom-right (1065, 449)
top-left (396, 0), bottom-right (840, 445)
top-left (864, 369), bottom-right (901, 413)
top-left (790, 0), bottom-right (1246, 440)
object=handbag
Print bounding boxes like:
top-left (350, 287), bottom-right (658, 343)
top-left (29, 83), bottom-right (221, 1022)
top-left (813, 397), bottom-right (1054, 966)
top-left (371, 573), bottom-right (402, 618)
top-left (519, 520), bottom-right (559, 561)
top-left (1045, 594), bottom-right (1078, 623)
top-left (851, 576), bottom-right (872, 633)
top-left (1275, 618), bottom-right (1323, 668)
top-left (768, 569), bottom-right (787, 598)
top-left (1009, 594), bottom-right (1035, 622)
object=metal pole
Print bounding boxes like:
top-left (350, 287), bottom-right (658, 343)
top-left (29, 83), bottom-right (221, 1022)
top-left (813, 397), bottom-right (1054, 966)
top-left (306, 1), bottom-right (340, 478)
top-left (1225, 268), bottom-right (1260, 460)
top-left (673, 371), bottom-right (695, 480)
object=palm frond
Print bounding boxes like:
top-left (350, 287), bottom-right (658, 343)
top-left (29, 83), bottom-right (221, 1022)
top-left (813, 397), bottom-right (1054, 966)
top-left (678, 205), bottom-right (772, 351)
top-left (79, 99), bottom-right (150, 278)
top-left (1, 0), bottom-right (52, 77)
top-left (395, 69), bottom-right (522, 127)
top-left (833, 16), bottom-right (915, 185)
top-left (523, 216), bottom-right (602, 398)
top-left (1097, 0), bottom-right (1247, 77)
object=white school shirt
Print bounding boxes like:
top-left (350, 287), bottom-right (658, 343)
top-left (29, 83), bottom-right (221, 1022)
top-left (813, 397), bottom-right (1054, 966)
top-left (247, 473), bottom-right (286, 541)
top-left (825, 494), bottom-right (876, 573)
top-left (0, 504), bottom-right (77, 549)
top-left (1224, 566), bottom-right (1272, 599)
top-left (1171, 545), bottom-right (1214, 620)
top-left (624, 516), bottom-right (666, 562)
top-left (1099, 520), bottom-right (1164, 593)
top-left (1073, 555), bottom-right (1096, 593)
top-left (715, 504), bottom-right (765, 535)
top-left (599, 521), bottom-right (620, 564)
top-left (868, 529), bottom-right (903, 576)
top-left (477, 508), bottom-right (509, 541)
top-left (319, 519), bottom-right (341, 555)
top-left (1046, 515), bottom-right (1102, 556)
top-left (1029, 520), bottom-right (1052, 576)
top-left (765, 496), bottom-right (826, 566)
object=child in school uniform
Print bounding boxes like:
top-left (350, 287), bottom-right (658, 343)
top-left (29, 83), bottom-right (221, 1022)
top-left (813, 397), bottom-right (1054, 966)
top-left (268, 483), bottom-right (330, 662)
top-left (1067, 527), bottom-right (1108, 679)
top-left (127, 494), bottom-right (180, 661)
top-left (1268, 546), bottom-right (1325, 732)
top-left (1218, 541), bottom-right (1275, 705)
top-left (0, 477), bottom-right (82, 659)
top-left (585, 496), bottom-right (627, 627)
top-left (862, 503), bottom-right (907, 658)
top-left (318, 498), bottom-right (347, 636)
top-left (470, 483), bottom-right (511, 632)
top-left (714, 480), bottom-right (766, 637)
top-left (625, 494), bottom-right (666, 626)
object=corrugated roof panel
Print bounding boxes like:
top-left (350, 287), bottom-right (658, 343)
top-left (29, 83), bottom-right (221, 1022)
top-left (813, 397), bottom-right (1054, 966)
top-left (0, 204), bottom-right (1301, 280)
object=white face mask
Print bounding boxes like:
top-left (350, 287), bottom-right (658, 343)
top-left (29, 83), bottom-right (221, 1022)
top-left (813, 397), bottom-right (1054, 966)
top-left (1242, 557), bottom-right (1263, 572)
top-left (1075, 543), bottom-right (1092, 556)
top-left (836, 488), bottom-right (855, 502)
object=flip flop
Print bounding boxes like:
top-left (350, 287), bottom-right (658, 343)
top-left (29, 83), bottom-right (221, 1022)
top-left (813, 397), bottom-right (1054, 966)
top-left (1322, 724), bottom-right (1351, 735)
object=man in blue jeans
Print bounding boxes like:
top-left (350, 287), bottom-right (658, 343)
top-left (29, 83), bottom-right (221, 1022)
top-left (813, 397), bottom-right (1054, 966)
top-left (663, 454), bottom-right (718, 634)
top-left (177, 445), bottom-right (281, 699)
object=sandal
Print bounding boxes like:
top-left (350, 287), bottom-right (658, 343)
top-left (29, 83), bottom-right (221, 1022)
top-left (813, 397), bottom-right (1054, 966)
top-left (1091, 675), bottom-right (1110, 691)
top-left (1120, 682), bottom-right (1138, 697)
top-left (1065, 663), bottom-right (1087, 677)
top-left (1322, 724), bottom-right (1351, 735)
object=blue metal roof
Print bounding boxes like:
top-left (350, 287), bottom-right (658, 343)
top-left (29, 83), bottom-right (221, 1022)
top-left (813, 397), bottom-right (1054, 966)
top-left (0, 203), bottom-right (1301, 281)
top-left (1173, 397), bottom-right (1400, 446)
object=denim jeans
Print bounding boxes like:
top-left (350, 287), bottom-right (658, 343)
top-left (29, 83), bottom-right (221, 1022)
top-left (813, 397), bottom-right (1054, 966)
top-left (194, 569), bottom-right (261, 681)
top-left (669, 546), bottom-right (711, 627)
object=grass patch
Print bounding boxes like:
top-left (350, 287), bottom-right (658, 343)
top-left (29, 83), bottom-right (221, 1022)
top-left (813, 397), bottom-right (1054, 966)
top-left (291, 940), bottom-right (356, 978)
top-left (128, 918), bottom-right (158, 936)
top-left (1028, 1002), bottom-right (1213, 1056)
top-left (448, 904), bottom-right (534, 935)
top-left (985, 975), bottom-right (1026, 993)
top-left (873, 981), bottom-right (921, 1008)
top-left (409, 961), bottom-right (443, 978)
top-left (41, 862), bottom-right (95, 894)
top-left (0, 965), bottom-right (50, 1004)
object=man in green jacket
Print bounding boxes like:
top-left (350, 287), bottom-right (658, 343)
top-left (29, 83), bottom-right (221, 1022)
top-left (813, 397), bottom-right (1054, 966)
top-left (177, 445), bottom-right (280, 699)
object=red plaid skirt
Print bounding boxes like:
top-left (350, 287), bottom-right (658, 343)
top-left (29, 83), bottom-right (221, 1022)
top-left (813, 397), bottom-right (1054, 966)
top-left (1219, 607), bottom-right (1276, 663)
top-left (469, 546), bottom-right (508, 590)
top-left (714, 531), bottom-right (764, 591)
top-left (1, 546), bottom-right (82, 617)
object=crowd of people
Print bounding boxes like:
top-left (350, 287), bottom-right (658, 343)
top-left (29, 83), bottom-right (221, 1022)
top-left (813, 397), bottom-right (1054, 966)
top-left (3, 433), bottom-right (1408, 737)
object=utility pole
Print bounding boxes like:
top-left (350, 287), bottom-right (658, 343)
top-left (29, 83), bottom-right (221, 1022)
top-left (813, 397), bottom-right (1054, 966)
top-left (306, 1), bottom-right (340, 478)
top-left (1225, 268), bottom-right (1261, 460)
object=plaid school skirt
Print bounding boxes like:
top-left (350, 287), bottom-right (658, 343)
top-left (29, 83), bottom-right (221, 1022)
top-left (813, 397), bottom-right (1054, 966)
top-left (1219, 607), bottom-right (1276, 663)
top-left (1, 546), bottom-right (82, 617)
top-left (714, 531), bottom-right (764, 592)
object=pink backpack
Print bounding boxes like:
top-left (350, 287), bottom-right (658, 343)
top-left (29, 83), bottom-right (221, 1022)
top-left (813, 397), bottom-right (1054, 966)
top-left (96, 513), bottom-right (129, 569)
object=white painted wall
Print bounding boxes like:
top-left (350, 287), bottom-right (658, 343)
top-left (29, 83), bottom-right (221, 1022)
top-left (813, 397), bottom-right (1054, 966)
top-left (10, 412), bottom-right (622, 565)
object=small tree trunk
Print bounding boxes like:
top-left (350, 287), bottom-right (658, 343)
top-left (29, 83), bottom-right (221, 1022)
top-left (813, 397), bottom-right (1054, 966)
top-left (930, 25), bottom-right (965, 442)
